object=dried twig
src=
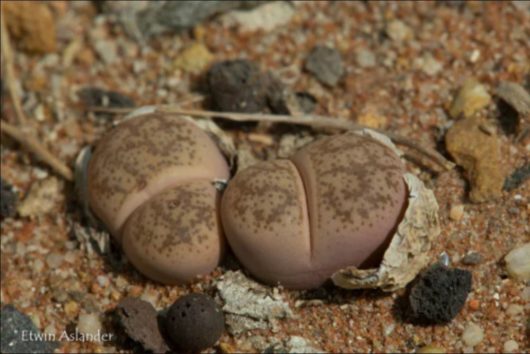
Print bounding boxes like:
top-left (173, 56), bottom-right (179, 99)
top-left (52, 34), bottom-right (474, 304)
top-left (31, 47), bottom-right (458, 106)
top-left (0, 6), bottom-right (73, 181)
top-left (0, 7), bottom-right (27, 125)
top-left (0, 120), bottom-right (74, 181)
top-left (159, 108), bottom-right (455, 171)
top-left (87, 105), bottom-right (455, 171)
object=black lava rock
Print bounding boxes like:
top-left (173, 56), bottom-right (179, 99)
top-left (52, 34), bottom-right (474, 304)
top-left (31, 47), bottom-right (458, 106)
top-left (207, 59), bottom-right (271, 113)
top-left (1, 305), bottom-right (59, 353)
top-left (0, 179), bottom-right (17, 219)
top-left (304, 46), bottom-right (344, 87)
top-left (164, 293), bottom-right (224, 352)
top-left (409, 264), bottom-right (472, 324)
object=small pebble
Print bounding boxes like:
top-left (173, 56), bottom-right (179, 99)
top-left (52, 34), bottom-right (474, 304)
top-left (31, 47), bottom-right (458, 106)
top-left (116, 297), bottom-right (169, 353)
top-left (286, 336), bottom-right (322, 353)
top-left (207, 59), bottom-right (270, 113)
top-left (77, 313), bottom-right (102, 338)
top-left (304, 45), bottom-right (344, 87)
top-left (445, 116), bottom-right (505, 202)
top-left (355, 48), bottom-right (376, 68)
top-left (64, 301), bottom-right (79, 319)
top-left (32, 259), bottom-right (44, 273)
top-left (221, 1), bottom-right (294, 32)
top-left (467, 298), bottom-right (480, 311)
top-left (502, 340), bottom-right (519, 353)
top-left (462, 322), bottom-right (484, 347)
top-left (503, 163), bottom-right (530, 191)
top-left (496, 81), bottom-right (530, 115)
top-left (46, 253), bottom-right (64, 268)
top-left (469, 49), bottom-right (480, 63)
top-left (461, 251), bottom-right (483, 265)
top-left (449, 204), bottom-right (465, 221)
top-left (2, 2), bottom-right (57, 54)
top-left (521, 286), bottom-right (530, 301)
top-left (505, 304), bottom-right (523, 317)
top-left (17, 177), bottom-right (64, 217)
top-left (356, 105), bottom-right (388, 129)
top-left (417, 55), bottom-right (443, 76)
top-left (409, 264), bottom-right (472, 324)
top-left (165, 293), bottom-right (225, 352)
top-left (96, 275), bottom-right (109, 287)
top-left (0, 179), bottom-right (18, 219)
top-left (93, 39), bottom-right (117, 64)
top-left (417, 344), bottom-right (446, 353)
top-left (449, 78), bottom-right (491, 119)
top-left (386, 19), bottom-right (412, 41)
top-left (140, 289), bottom-right (159, 308)
top-left (504, 242), bottom-right (530, 281)
top-left (173, 42), bottom-right (213, 74)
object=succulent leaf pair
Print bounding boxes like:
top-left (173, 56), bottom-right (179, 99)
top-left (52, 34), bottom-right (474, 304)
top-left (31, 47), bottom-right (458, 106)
top-left (88, 113), bottom-right (439, 290)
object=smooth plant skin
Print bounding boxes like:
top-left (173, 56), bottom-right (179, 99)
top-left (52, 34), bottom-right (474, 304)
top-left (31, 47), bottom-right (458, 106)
top-left (88, 115), bottom-right (407, 288)
top-left (88, 114), bottom-right (229, 284)
top-left (221, 132), bottom-right (407, 289)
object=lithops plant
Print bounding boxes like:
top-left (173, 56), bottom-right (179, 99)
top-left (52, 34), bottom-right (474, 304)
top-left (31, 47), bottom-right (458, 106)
top-left (87, 113), bottom-right (230, 284)
top-left (221, 129), bottom-right (440, 290)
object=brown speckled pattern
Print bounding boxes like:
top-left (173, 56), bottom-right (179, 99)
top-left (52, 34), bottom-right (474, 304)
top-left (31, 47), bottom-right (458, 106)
top-left (227, 160), bottom-right (305, 234)
top-left (87, 113), bottom-right (229, 236)
top-left (128, 183), bottom-right (216, 255)
top-left (293, 133), bottom-right (403, 233)
top-left (291, 133), bottom-right (406, 273)
top-left (222, 133), bottom-right (407, 288)
top-left (221, 159), bottom-right (312, 288)
top-left (122, 181), bottom-right (223, 284)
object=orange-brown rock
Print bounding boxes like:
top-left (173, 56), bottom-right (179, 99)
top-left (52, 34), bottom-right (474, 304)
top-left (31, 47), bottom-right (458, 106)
top-left (3, 1), bottom-right (57, 54)
top-left (445, 117), bottom-right (505, 202)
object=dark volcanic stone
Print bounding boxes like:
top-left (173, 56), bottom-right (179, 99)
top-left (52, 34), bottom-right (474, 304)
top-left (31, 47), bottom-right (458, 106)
top-left (116, 297), bottom-right (169, 353)
top-left (0, 179), bottom-right (17, 219)
top-left (164, 293), bottom-right (224, 352)
top-left (304, 46), bottom-right (344, 87)
top-left (208, 59), bottom-right (271, 113)
top-left (409, 264), bottom-right (472, 324)
top-left (503, 163), bottom-right (530, 191)
top-left (1, 305), bottom-right (59, 353)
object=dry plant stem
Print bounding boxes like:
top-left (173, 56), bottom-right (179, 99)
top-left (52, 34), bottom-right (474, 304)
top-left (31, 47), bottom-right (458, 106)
top-left (0, 8), bottom-right (27, 125)
top-left (0, 120), bottom-right (74, 181)
top-left (159, 108), bottom-right (455, 172)
top-left (87, 106), bottom-right (454, 171)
